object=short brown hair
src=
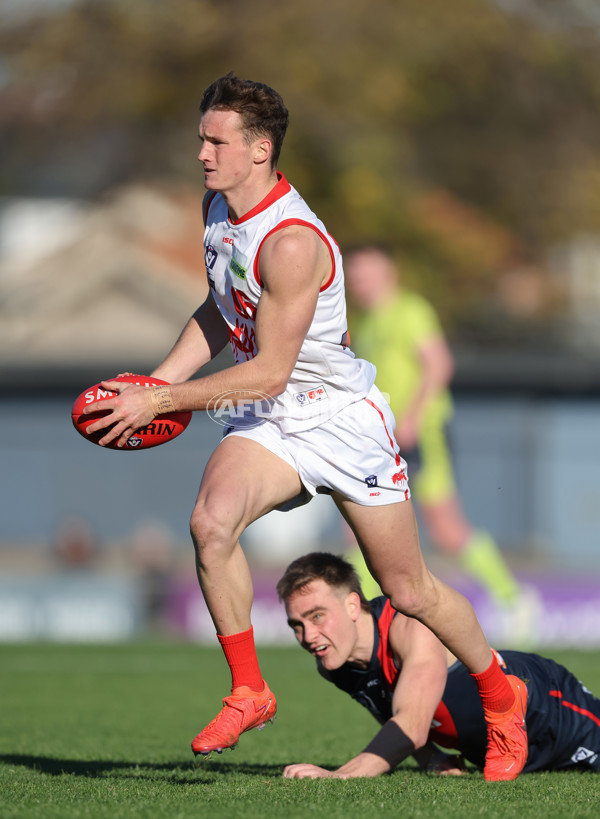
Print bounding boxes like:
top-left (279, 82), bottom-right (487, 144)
top-left (276, 552), bottom-right (371, 612)
top-left (200, 72), bottom-right (289, 167)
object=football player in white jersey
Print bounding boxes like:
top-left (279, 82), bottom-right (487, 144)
top-left (84, 73), bottom-right (527, 781)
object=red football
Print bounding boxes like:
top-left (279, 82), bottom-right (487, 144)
top-left (71, 374), bottom-right (192, 450)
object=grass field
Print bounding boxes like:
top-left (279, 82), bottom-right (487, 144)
top-left (1, 642), bottom-right (599, 818)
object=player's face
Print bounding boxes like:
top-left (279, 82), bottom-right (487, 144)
top-left (198, 109), bottom-right (260, 194)
top-left (285, 579), bottom-right (360, 671)
top-left (344, 250), bottom-right (396, 309)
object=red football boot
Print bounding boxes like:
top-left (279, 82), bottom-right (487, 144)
top-left (192, 680), bottom-right (277, 756)
top-left (483, 675), bottom-right (528, 781)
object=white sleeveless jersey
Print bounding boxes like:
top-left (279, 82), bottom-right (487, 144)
top-left (203, 173), bottom-right (375, 433)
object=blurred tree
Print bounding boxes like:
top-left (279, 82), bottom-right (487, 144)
top-left (1, 0), bottom-right (600, 335)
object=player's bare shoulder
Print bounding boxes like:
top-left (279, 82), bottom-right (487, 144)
top-left (259, 223), bottom-right (331, 291)
top-left (387, 608), bottom-right (414, 658)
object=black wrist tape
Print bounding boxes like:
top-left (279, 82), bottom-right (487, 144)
top-left (362, 720), bottom-right (416, 768)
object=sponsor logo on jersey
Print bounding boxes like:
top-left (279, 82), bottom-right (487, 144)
top-left (365, 474), bottom-right (378, 487)
top-left (229, 257), bottom-right (247, 280)
top-left (228, 245), bottom-right (250, 282)
top-left (294, 385), bottom-right (328, 406)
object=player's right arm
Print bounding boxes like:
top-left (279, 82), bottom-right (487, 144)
top-left (412, 745), bottom-right (467, 775)
top-left (284, 614), bottom-right (450, 779)
top-left (83, 223), bottom-right (328, 448)
top-left (339, 615), bottom-right (449, 777)
top-left (151, 294), bottom-right (229, 384)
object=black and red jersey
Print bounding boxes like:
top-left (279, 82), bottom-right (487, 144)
top-left (321, 596), bottom-right (600, 772)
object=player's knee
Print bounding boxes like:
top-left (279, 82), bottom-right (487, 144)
top-left (385, 587), bottom-right (422, 619)
top-left (384, 580), bottom-right (436, 621)
top-left (189, 500), bottom-right (234, 557)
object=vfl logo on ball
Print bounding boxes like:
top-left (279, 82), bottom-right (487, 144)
top-left (126, 436), bottom-right (144, 448)
top-left (207, 390), bottom-right (276, 428)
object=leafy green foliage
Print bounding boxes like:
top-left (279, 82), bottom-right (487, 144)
top-left (2, 0), bottom-right (600, 332)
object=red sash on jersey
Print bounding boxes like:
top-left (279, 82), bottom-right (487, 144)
top-left (376, 598), bottom-right (460, 747)
top-left (429, 700), bottom-right (459, 748)
top-left (376, 599), bottom-right (400, 690)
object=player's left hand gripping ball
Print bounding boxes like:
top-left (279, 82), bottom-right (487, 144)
top-left (71, 374), bottom-right (192, 450)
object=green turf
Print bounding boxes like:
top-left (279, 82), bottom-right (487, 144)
top-left (1, 643), bottom-right (599, 818)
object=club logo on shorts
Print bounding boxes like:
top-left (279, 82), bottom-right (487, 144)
top-left (294, 385), bottom-right (328, 406)
top-left (365, 474), bottom-right (378, 488)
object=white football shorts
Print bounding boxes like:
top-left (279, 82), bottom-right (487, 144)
top-left (221, 384), bottom-right (410, 509)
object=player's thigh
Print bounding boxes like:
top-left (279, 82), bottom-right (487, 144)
top-left (334, 494), bottom-right (429, 584)
top-left (193, 434), bottom-right (303, 541)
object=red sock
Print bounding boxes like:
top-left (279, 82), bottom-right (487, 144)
top-left (471, 654), bottom-right (515, 713)
top-left (218, 627), bottom-right (264, 693)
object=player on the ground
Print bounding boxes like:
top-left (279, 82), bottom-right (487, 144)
top-left (278, 552), bottom-right (600, 779)
top-left (83, 73), bottom-right (527, 780)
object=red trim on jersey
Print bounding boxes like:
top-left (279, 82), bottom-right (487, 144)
top-left (549, 690), bottom-right (600, 727)
top-left (364, 398), bottom-right (402, 467)
top-left (230, 172), bottom-right (292, 225)
top-left (429, 700), bottom-right (459, 748)
top-left (252, 219), bottom-right (335, 290)
top-left (376, 598), bottom-right (459, 749)
top-left (203, 191), bottom-right (218, 225)
top-left (376, 599), bottom-right (399, 689)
